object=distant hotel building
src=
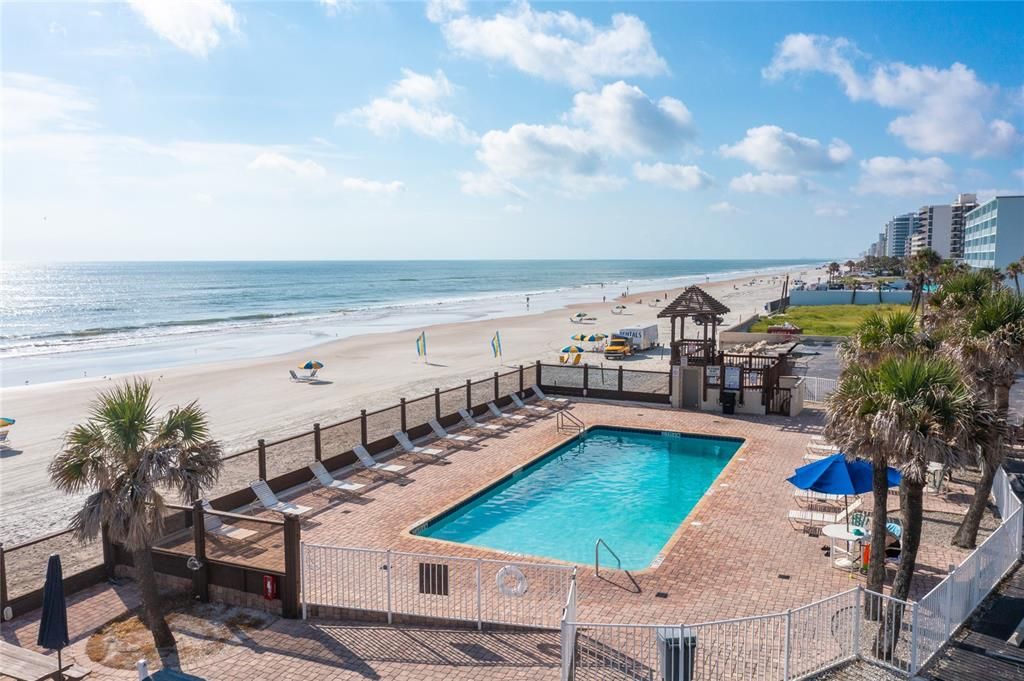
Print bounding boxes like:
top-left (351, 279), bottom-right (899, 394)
top-left (909, 204), bottom-right (952, 257)
top-left (884, 213), bottom-right (919, 258)
top-left (949, 193), bottom-right (979, 259)
top-left (963, 195), bottom-right (1024, 270)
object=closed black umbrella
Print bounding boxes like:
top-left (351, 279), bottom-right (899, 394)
top-left (37, 554), bottom-right (69, 675)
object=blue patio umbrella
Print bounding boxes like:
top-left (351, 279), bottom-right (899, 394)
top-left (37, 554), bottom-right (69, 674)
top-left (788, 453), bottom-right (901, 529)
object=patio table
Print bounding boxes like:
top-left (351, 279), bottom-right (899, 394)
top-left (822, 523), bottom-right (868, 570)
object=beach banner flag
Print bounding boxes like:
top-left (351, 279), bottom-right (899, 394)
top-left (491, 330), bottom-right (502, 358)
top-left (416, 331), bottom-right (427, 359)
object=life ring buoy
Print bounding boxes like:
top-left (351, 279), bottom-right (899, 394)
top-left (495, 565), bottom-right (528, 597)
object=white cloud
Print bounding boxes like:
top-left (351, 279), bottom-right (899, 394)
top-left (730, 172), bottom-right (815, 194)
top-left (439, 2), bottom-right (667, 88)
top-left (1, 72), bottom-right (95, 134)
top-left (633, 162), bottom-right (712, 191)
top-left (1012, 168), bottom-right (1024, 182)
top-left (319, 0), bottom-right (355, 16)
top-left (814, 203), bottom-right (850, 217)
top-left (458, 171), bottom-right (528, 198)
top-left (764, 33), bottom-right (1020, 157)
top-left (339, 177), bottom-right (404, 194)
top-left (247, 152), bottom-right (327, 178)
top-left (569, 81), bottom-right (695, 156)
top-left (719, 125), bottom-right (851, 172)
top-left (426, 0), bottom-right (467, 24)
top-left (503, 203), bottom-right (524, 213)
top-left (127, 0), bottom-right (239, 58)
top-left (708, 201), bottom-right (742, 215)
top-left (342, 69), bottom-right (475, 143)
top-left (855, 156), bottom-right (954, 196)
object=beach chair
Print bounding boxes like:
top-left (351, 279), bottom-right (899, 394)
top-left (393, 431), bottom-right (444, 460)
top-left (572, 354), bottom-right (582, 366)
top-left (806, 441), bottom-right (840, 456)
top-left (529, 385), bottom-right (569, 408)
top-left (289, 370), bottom-right (309, 382)
top-left (249, 480), bottom-right (312, 516)
top-left (353, 444), bottom-right (406, 474)
top-left (201, 499), bottom-right (256, 540)
top-left (458, 408), bottom-right (506, 433)
top-left (428, 419), bottom-right (478, 447)
top-left (487, 402), bottom-right (528, 425)
top-left (0, 430), bottom-right (9, 448)
top-left (559, 355), bottom-right (568, 364)
top-left (793, 489), bottom-right (845, 507)
top-left (788, 497), bottom-right (862, 530)
top-left (510, 393), bottom-right (549, 414)
top-left (802, 452), bottom-right (827, 463)
top-left (309, 368), bottom-right (319, 379)
top-left (308, 461), bottom-right (365, 493)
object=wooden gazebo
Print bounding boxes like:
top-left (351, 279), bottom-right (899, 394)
top-left (657, 286), bottom-right (730, 365)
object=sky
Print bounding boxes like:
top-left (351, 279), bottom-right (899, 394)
top-left (2, 0), bottom-right (1022, 261)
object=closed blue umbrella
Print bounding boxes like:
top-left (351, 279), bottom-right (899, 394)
top-left (787, 453), bottom-right (901, 530)
top-left (37, 554), bottom-right (69, 674)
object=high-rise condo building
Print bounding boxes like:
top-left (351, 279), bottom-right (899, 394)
top-left (963, 195), bottom-right (1024, 270)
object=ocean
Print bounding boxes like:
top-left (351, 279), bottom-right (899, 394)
top-left (1, 259), bottom-right (817, 386)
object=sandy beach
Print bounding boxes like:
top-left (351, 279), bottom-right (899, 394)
top-left (0, 266), bottom-right (817, 543)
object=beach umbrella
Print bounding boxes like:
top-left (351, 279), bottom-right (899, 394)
top-left (0, 417), bottom-right (14, 427)
top-left (613, 305), bottom-right (627, 311)
top-left (586, 333), bottom-right (608, 342)
top-left (570, 333), bottom-right (590, 341)
top-left (37, 554), bottom-right (69, 675)
top-left (787, 453), bottom-right (900, 529)
top-left (572, 312), bottom-right (588, 319)
top-left (561, 345), bottom-right (585, 354)
top-left (299, 360), bottom-right (324, 370)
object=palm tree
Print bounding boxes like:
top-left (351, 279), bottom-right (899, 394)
top-left (844, 259), bottom-right (856, 274)
top-left (927, 269), bottom-right (997, 331)
top-left (50, 379), bottom-right (222, 654)
top-left (906, 248), bottom-right (941, 318)
top-left (830, 311), bottom-right (923, 598)
top-left (827, 262), bottom-right (841, 284)
top-left (1007, 259), bottom-right (1022, 293)
top-left (948, 290), bottom-right (1024, 547)
top-left (827, 357), bottom-right (1000, 656)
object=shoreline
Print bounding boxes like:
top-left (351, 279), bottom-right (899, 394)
top-left (0, 264), bottom-right (819, 542)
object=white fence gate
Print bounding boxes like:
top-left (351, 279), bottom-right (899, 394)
top-left (301, 543), bottom-right (575, 630)
top-left (801, 376), bottom-right (838, 403)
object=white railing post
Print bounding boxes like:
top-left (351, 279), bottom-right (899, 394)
top-left (678, 623), bottom-right (686, 681)
top-left (909, 602), bottom-right (920, 674)
top-left (385, 549), bottom-right (393, 625)
top-left (300, 542), bottom-right (307, 620)
top-left (784, 609), bottom-right (792, 680)
top-left (476, 558), bottom-right (483, 631)
top-left (852, 587), bottom-right (862, 659)
top-left (943, 564), bottom-right (954, 638)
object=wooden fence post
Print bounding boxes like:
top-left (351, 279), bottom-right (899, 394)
top-left (360, 410), bottom-right (368, 446)
top-left (518, 365), bottom-right (524, 395)
top-left (466, 379), bottom-right (472, 410)
top-left (493, 372), bottom-right (499, 401)
top-left (434, 388), bottom-right (441, 421)
top-left (583, 363), bottom-right (589, 395)
top-left (257, 439), bottom-right (267, 481)
top-left (618, 365), bottom-right (624, 392)
top-left (0, 542), bottom-right (7, 618)
top-left (191, 501), bottom-right (209, 603)
top-left (400, 398), bottom-right (407, 433)
top-left (535, 360), bottom-right (542, 388)
top-left (282, 515), bottom-right (301, 619)
top-left (313, 423), bottom-right (322, 462)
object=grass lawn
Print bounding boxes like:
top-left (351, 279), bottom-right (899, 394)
top-left (748, 304), bottom-right (911, 336)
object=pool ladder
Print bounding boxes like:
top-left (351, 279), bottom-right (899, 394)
top-left (595, 538), bottom-right (641, 593)
top-left (556, 410), bottom-right (584, 435)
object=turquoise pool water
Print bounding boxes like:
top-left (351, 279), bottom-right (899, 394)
top-left (414, 426), bottom-right (742, 570)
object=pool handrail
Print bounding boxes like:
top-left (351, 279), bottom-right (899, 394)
top-left (595, 538), bottom-right (642, 593)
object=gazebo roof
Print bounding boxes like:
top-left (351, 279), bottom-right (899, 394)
top-left (657, 286), bottom-right (731, 319)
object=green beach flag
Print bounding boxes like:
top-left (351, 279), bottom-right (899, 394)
top-left (416, 331), bottom-right (427, 359)
top-left (491, 330), bottom-right (502, 358)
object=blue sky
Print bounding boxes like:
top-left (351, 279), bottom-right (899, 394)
top-left (2, 1), bottom-right (1022, 261)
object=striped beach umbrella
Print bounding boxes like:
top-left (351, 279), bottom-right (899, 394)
top-left (570, 333), bottom-right (589, 341)
top-left (299, 360), bottom-right (324, 370)
top-left (586, 334), bottom-right (607, 342)
top-left (0, 417), bottom-right (14, 427)
top-left (561, 345), bottom-right (585, 354)
top-left (572, 312), bottom-right (588, 319)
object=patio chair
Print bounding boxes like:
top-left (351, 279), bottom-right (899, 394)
top-left (529, 385), bottom-right (569, 408)
top-left (487, 402), bottom-right (529, 425)
top-left (787, 497), bottom-right (863, 530)
top-left (510, 392), bottom-right (550, 414)
top-left (802, 452), bottom-right (827, 463)
top-left (308, 461), bottom-right (365, 493)
top-left (201, 499), bottom-right (256, 540)
top-left (792, 489), bottom-right (845, 507)
top-left (458, 409), bottom-right (507, 433)
top-left (806, 441), bottom-right (840, 456)
top-left (353, 444), bottom-right (406, 474)
top-left (393, 431), bottom-right (445, 460)
top-left (572, 354), bottom-right (582, 366)
top-left (428, 419), bottom-right (478, 446)
top-left (249, 480), bottom-right (312, 516)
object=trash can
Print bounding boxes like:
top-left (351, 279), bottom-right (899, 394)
top-left (721, 391), bottom-right (736, 415)
top-left (655, 626), bottom-right (696, 681)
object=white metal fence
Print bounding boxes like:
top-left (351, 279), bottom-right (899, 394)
top-left (301, 542), bottom-right (575, 629)
top-left (801, 376), bottom-right (838, 403)
top-left (561, 466), bottom-right (1023, 680)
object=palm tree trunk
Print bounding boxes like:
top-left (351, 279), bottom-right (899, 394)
top-left (1014, 274), bottom-right (1020, 293)
top-left (953, 384), bottom-right (1009, 549)
top-left (866, 460), bottom-right (890, 600)
top-left (877, 479), bottom-right (924, 660)
top-left (131, 547), bottom-right (177, 653)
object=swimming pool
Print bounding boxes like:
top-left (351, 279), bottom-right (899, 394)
top-left (414, 426), bottom-right (742, 570)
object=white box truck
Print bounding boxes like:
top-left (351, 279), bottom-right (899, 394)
top-left (617, 324), bottom-right (659, 351)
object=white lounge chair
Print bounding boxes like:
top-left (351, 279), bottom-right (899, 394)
top-left (308, 461), bottom-right (365, 493)
top-left (793, 489), bottom-right (846, 507)
top-left (428, 419), bottom-right (477, 446)
top-left (510, 393), bottom-right (549, 414)
top-left (806, 442), bottom-right (840, 455)
top-left (353, 444), bottom-right (406, 473)
top-left (788, 497), bottom-right (863, 529)
top-left (530, 385), bottom-right (569, 408)
top-left (487, 402), bottom-right (528, 425)
top-left (803, 452), bottom-right (827, 463)
top-left (249, 480), bottom-right (312, 516)
top-left (458, 409), bottom-right (506, 433)
top-left (289, 370), bottom-right (310, 382)
top-left (201, 499), bottom-right (256, 540)
top-left (393, 431), bottom-right (444, 459)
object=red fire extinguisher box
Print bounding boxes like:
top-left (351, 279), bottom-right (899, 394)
top-left (262, 574), bottom-right (278, 600)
